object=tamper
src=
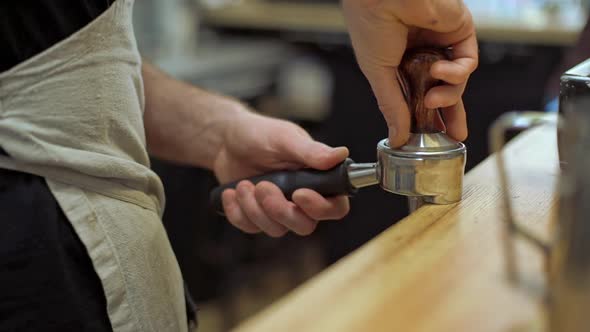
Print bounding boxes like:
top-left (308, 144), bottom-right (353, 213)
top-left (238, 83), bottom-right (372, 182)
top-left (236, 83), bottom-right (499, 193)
top-left (379, 48), bottom-right (466, 210)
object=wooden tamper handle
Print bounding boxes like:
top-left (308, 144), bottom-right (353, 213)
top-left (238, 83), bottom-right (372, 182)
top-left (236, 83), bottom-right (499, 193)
top-left (398, 48), bottom-right (449, 133)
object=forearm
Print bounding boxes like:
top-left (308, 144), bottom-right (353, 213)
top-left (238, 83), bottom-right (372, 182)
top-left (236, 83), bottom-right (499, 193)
top-left (142, 62), bottom-right (242, 170)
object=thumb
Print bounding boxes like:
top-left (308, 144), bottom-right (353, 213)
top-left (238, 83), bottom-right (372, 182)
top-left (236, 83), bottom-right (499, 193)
top-left (366, 67), bottom-right (412, 148)
top-left (278, 133), bottom-right (349, 171)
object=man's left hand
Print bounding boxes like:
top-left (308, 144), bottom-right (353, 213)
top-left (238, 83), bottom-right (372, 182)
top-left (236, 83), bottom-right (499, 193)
top-left (213, 110), bottom-right (350, 237)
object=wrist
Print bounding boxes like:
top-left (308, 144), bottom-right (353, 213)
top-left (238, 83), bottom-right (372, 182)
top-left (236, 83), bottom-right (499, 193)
top-left (142, 61), bottom-right (257, 170)
top-left (201, 94), bottom-right (251, 170)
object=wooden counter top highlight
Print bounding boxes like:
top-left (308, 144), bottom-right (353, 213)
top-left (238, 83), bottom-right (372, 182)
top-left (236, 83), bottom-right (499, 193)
top-left (233, 126), bottom-right (559, 332)
top-left (202, 1), bottom-right (586, 46)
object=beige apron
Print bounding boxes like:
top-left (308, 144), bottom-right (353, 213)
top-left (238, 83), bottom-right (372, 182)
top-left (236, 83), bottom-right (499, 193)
top-left (0, 0), bottom-right (187, 330)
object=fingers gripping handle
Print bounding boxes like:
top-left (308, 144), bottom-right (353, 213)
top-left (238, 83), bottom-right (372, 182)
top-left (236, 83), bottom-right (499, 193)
top-left (398, 48), bottom-right (449, 133)
top-left (210, 159), bottom-right (358, 214)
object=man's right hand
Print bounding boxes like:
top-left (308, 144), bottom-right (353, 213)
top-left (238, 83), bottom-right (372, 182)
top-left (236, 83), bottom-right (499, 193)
top-left (342, 0), bottom-right (478, 147)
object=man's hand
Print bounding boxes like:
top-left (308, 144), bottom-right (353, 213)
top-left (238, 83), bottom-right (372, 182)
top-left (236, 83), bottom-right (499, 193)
top-left (213, 110), bottom-right (350, 237)
top-left (342, 0), bottom-right (478, 147)
top-left (142, 63), bottom-right (350, 237)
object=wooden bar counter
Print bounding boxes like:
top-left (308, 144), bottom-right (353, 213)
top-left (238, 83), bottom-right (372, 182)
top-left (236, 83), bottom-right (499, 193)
top-left (234, 126), bottom-right (559, 332)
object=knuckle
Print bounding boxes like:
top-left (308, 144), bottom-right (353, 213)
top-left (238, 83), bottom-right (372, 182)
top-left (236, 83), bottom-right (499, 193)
top-left (300, 204), bottom-right (322, 220)
top-left (276, 207), bottom-right (291, 220)
top-left (254, 182), bottom-right (275, 201)
top-left (236, 182), bottom-right (251, 199)
top-left (236, 180), bottom-right (249, 191)
top-left (264, 199), bottom-right (288, 221)
top-left (241, 200), bottom-right (257, 217)
top-left (255, 181), bottom-right (272, 191)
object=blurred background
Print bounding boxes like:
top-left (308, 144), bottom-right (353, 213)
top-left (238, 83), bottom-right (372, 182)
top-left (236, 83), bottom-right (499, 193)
top-left (132, 1), bottom-right (590, 330)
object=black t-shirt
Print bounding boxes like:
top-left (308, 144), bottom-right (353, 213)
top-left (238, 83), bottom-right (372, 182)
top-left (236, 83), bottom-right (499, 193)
top-left (0, 0), bottom-right (115, 73)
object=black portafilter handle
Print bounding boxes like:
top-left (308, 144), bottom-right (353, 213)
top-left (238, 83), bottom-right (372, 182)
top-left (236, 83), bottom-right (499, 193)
top-left (210, 158), bottom-right (358, 214)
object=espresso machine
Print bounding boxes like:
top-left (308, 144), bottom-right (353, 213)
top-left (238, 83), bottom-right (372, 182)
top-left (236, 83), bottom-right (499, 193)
top-left (491, 58), bottom-right (590, 332)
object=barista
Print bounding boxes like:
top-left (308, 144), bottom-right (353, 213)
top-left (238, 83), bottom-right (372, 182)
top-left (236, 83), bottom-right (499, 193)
top-left (0, 0), bottom-right (476, 330)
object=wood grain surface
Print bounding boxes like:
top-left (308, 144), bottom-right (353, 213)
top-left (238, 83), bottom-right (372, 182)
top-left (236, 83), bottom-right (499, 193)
top-left (202, 1), bottom-right (586, 46)
top-left (233, 126), bottom-right (559, 332)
